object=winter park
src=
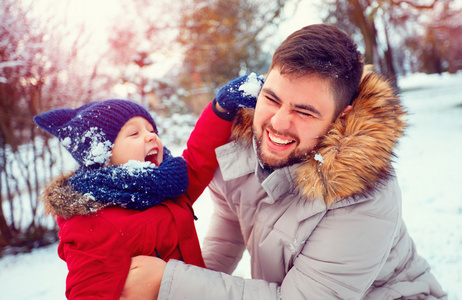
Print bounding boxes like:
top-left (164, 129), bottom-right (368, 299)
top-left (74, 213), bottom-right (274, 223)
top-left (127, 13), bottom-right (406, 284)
top-left (1, 71), bottom-right (462, 299)
top-left (2, 0), bottom-right (462, 299)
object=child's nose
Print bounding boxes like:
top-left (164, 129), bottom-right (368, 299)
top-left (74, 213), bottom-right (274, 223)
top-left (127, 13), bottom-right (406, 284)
top-left (145, 132), bottom-right (157, 143)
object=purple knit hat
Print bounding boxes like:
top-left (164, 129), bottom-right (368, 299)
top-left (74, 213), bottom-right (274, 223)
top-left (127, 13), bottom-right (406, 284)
top-left (34, 99), bottom-right (157, 168)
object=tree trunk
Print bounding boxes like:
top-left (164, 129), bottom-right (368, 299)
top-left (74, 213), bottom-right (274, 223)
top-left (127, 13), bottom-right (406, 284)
top-left (348, 0), bottom-right (378, 65)
top-left (0, 143), bottom-right (13, 247)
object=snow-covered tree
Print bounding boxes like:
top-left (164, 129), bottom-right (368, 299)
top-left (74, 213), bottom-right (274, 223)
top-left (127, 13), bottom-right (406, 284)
top-left (320, 0), bottom-right (462, 85)
top-left (0, 0), bottom-right (104, 254)
top-left (104, 0), bottom-right (185, 112)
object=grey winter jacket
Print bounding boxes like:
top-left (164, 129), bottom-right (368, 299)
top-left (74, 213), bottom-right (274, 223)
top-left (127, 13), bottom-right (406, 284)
top-left (157, 70), bottom-right (447, 299)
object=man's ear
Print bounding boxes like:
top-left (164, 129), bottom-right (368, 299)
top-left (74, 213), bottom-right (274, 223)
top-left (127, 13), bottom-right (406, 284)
top-left (340, 105), bottom-right (352, 119)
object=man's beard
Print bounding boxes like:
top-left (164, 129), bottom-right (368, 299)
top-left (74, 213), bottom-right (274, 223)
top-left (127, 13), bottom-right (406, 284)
top-left (254, 133), bottom-right (308, 170)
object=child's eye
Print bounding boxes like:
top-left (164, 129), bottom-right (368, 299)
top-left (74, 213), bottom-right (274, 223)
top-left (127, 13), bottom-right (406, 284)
top-left (129, 131), bottom-right (139, 136)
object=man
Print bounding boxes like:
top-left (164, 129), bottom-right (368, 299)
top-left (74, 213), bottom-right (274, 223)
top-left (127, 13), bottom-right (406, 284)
top-left (123, 24), bottom-right (446, 299)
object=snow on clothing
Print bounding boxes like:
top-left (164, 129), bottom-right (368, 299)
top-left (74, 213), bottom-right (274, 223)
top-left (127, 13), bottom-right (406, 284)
top-left (41, 103), bottom-right (233, 299)
top-left (157, 70), bottom-right (447, 299)
top-left (33, 99), bottom-right (158, 168)
top-left (68, 147), bottom-right (189, 210)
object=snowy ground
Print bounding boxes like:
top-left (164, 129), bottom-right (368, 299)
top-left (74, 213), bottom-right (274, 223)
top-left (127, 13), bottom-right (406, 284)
top-left (1, 72), bottom-right (461, 299)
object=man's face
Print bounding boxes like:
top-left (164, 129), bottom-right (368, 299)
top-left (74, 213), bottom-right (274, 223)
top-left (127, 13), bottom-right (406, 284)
top-left (253, 69), bottom-right (336, 169)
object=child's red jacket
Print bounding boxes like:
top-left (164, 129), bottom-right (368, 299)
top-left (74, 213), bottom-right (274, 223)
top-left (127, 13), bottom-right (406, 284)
top-left (42, 103), bottom-right (232, 299)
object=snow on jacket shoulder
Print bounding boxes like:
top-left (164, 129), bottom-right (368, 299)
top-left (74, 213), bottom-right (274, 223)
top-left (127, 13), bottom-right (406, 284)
top-left (158, 69), bottom-right (447, 299)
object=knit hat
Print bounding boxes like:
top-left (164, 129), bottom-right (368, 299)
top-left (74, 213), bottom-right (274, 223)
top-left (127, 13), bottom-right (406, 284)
top-left (34, 99), bottom-right (157, 168)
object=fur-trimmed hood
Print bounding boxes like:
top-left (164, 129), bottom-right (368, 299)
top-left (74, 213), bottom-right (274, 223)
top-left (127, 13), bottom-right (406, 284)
top-left (230, 67), bottom-right (407, 206)
top-left (41, 172), bottom-right (108, 219)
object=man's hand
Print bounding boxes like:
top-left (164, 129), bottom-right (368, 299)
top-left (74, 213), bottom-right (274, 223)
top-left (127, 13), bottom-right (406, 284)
top-left (215, 72), bottom-right (265, 112)
top-left (120, 256), bottom-right (166, 300)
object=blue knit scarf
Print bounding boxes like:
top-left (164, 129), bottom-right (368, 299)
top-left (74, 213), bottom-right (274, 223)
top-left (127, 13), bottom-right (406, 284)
top-left (68, 147), bottom-right (189, 210)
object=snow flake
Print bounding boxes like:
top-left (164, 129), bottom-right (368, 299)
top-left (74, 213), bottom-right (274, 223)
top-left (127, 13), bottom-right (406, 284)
top-left (314, 153), bottom-right (324, 164)
top-left (120, 160), bottom-right (156, 175)
top-left (83, 193), bottom-right (95, 200)
top-left (81, 127), bottom-right (113, 167)
top-left (289, 239), bottom-right (298, 254)
top-left (289, 239), bottom-right (306, 254)
top-left (61, 137), bottom-right (71, 148)
top-left (239, 72), bottom-right (263, 98)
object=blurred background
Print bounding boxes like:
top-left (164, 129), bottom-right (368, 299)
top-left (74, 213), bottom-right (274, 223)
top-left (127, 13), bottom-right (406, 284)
top-left (1, 0), bottom-right (461, 258)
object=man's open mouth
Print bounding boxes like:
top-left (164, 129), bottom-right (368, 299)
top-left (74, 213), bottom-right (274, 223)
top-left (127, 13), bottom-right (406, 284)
top-left (268, 132), bottom-right (295, 146)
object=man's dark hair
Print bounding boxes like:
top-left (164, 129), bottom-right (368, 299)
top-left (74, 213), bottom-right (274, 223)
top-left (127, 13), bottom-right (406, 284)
top-left (270, 24), bottom-right (364, 118)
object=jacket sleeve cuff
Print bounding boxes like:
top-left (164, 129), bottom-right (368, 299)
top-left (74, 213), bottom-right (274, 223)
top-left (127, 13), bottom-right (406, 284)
top-left (158, 260), bottom-right (177, 299)
top-left (157, 259), bottom-right (280, 300)
top-left (212, 99), bottom-right (237, 121)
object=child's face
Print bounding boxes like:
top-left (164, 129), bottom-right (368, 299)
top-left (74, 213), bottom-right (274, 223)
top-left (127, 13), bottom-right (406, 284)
top-left (109, 117), bottom-right (163, 166)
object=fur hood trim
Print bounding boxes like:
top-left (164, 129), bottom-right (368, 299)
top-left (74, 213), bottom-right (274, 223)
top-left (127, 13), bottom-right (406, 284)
top-left (41, 172), bottom-right (108, 219)
top-left (231, 67), bottom-right (407, 206)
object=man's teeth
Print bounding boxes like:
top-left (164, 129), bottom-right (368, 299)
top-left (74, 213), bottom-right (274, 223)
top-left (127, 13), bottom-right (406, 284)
top-left (268, 132), bottom-right (294, 145)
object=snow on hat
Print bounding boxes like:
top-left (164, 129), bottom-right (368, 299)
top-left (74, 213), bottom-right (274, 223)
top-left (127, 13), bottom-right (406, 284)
top-left (33, 99), bottom-right (157, 168)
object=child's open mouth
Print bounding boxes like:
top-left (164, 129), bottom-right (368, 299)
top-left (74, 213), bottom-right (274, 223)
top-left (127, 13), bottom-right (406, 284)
top-left (145, 149), bottom-right (159, 166)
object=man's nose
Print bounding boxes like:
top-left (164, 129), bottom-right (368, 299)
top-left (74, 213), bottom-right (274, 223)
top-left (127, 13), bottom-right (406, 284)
top-left (271, 108), bottom-right (291, 132)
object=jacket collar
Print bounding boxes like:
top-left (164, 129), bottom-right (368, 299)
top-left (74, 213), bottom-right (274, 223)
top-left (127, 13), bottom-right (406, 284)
top-left (216, 139), bottom-right (329, 221)
top-left (215, 140), bottom-right (373, 223)
top-left (228, 66), bottom-right (407, 206)
top-left (216, 139), bottom-right (298, 204)
top-left (40, 172), bottom-right (108, 219)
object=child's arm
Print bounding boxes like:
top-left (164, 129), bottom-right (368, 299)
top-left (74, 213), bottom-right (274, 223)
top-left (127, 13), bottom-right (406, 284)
top-left (181, 101), bottom-right (232, 204)
top-left (182, 73), bottom-right (263, 204)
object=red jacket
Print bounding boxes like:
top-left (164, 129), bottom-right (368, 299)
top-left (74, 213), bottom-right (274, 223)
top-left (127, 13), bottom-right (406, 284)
top-left (44, 103), bottom-right (232, 299)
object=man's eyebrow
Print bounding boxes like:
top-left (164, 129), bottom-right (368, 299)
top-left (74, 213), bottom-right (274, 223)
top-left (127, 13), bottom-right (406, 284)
top-left (261, 88), bottom-right (280, 102)
top-left (262, 87), bottom-right (322, 117)
top-left (293, 103), bottom-right (322, 117)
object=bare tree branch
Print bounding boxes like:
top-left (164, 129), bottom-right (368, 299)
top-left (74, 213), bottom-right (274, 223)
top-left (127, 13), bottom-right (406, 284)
top-left (389, 0), bottom-right (438, 9)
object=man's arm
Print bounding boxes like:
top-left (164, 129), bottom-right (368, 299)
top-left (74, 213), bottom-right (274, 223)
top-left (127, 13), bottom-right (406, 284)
top-left (158, 212), bottom-right (398, 299)
top-left (123, 197), bottom-right (399, 300)
top-left (159, 260), bottom-right (280, 299)
top-left (201, 176), bottom-right (246, 274)
top-left (158, 178), bottom-right (401, 299)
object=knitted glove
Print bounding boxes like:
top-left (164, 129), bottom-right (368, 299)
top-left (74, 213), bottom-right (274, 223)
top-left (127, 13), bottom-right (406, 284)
top-left (216, 72), bottom-right (265, 111)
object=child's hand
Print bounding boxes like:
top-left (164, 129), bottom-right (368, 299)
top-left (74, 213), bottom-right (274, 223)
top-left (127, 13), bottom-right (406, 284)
top-left (216, 72), bottom-right (265, 111)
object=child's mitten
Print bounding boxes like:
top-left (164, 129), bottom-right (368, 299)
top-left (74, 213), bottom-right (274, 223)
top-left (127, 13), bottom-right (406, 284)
top-left (216, 72), bottom-right (265, 111)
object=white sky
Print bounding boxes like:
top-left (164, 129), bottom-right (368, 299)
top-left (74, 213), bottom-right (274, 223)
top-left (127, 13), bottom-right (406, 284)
top-left (21, 0), bottom-right (459, 80)
top-left (25, 0), bottom-right (322, 54)
top-left (24, 0), bottom-right (461, 44)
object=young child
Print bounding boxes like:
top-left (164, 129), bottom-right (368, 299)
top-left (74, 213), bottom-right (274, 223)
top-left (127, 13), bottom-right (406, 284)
top-left (34, 74), bottom-right (263, 299)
